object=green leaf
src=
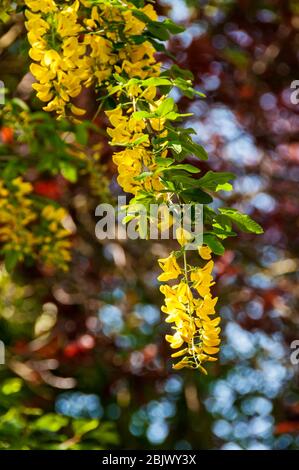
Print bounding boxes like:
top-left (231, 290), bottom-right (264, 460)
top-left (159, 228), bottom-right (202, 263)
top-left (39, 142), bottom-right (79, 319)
top-left (155, 157), bottom-right (174, 167)
top-left (130, 0), bottom-right (145, 9)
top-left (4, 251), bottom-right (19, 272)
top-left (72, 419), bottom-right (99, 437)
top-left (216, 182), bottom-right (233, 192)
top-left (132, 10), bottom-right (153, 24)
top-left (142, 77), bottom-right (172, 87)
top-left (147, 37), bottom-right (169, 54)
top-left (134, 171), bottom-right (153, 181)
top-left (60, 162), bottom-right (78, 183)
top-left (212, 215), bottom-right (236, 239)
top-left (163, 111), bottom-right (179, 120)
top-left (197, 171), bottom-right (235, 191)
top-left (130, 134), bottom-right (149, 146)
top-left (156, 97), bottom-right (175, 117)
top-left (1, 379), bottom-right (22, 396)
top-left (91, 422), bottom-right (119, 445)
top-left (34, 414), bottom-right (69, 433)
top-left (184, 141), bottom-right (208, 160)
top-left (223, 47), bottom-right (250, 69)
top-left (180, 188), bottom-right (213, 204)
top-left (165, 173), bottom-right (200, 188)
top-left (75, 123), bottom-right (89, 146)
top-left (162, 18), bottom-right (185, 34)
top-left (122, 214), bottom-right (135, 224)
top-left (132, 110), bottom-right (152, 120)
top-left (173, 77), bottom-right (206, 99)
top-left (166, 163), bottom-right (200, 174)
top-left (11, 98), bottom-right (29, 111)
top-left (212, 225), bottom-right (237, 239)
top-left (0, 12), bottom-right (10, 23)
top-left (148, 22), bottom-right (170, 41)
top-left (219, 208), bottom-right (264, 234)
top-left (166, 64), bottom-right (194, 80)
top-left (169, 143), bottom-right (182, 154)
top-left (203, 233), bottom-right (225, 255)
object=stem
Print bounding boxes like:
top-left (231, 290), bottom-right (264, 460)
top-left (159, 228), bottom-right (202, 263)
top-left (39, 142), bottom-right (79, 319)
top-left (92, 101), bottom-right (104, 122)
top-left (183, 249), bottom-right (199, 368)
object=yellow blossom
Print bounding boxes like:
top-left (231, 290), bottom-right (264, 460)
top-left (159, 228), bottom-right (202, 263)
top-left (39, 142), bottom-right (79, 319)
top-left (198, 244), bottom-right (212, 260)
top-left (176, 227), bottom-right (193, 247)
top-left (157, 253), bottom-right (181, 282)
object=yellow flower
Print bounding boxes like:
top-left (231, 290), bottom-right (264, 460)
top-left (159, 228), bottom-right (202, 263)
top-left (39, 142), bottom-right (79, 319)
top-left (176, 227), bottom-right (193, 247)
top-left (32, 83), bottom-right (54, 102)
top-left (176, 281), bottom-right (193, 304)
top-left (25, 0), bottom-right (91, 116)
top-left (12, 177), bottom-right (33, 195)
top-left (105, 107), bottom-right (127, 128)
top-left (160, 247), bottom-right (220, 371)
top-left (165, 332), bottom-right (184, 349)
top-left (30, 63), bottom-right (56, 84)
top-left (172, 357), bottom-right (190, 370)
top-left (190, 261), bottom-right (214, 297)
top-left (142, 4), bottom-right (158, 21)
top-left (198, 244), bottom-right (212, 260)
top-left (70, 104), bottom-right (86, 116)
top-left (123, 10), bottom-right (145, 36)
top-left (158, 253), bottom-right (181, 282)
top-left (25, 0), bottom-right (57, 13)
top-left (196, 296), bottom-right (218, 319)
top-left (107, 123), bottom-right (132, 145)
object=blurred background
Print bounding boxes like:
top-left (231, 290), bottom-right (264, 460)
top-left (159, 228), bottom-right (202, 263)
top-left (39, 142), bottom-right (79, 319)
top-left (0, 0), bottom-right (299, 450)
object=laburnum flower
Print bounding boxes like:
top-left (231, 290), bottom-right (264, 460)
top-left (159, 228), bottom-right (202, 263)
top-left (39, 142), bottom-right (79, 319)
top-left (190, 261), bottom-right (215, 297)
top-left (157, 254), bottom-right (181, 282)
top-left (159, 249), bottom-right (221, 372)
top-left (195, 295), bottom-right (218, 321)
top-left (122, 4), bottom-right (157, 36)
top-left (0, 179), bottom-right (72, 271)
top-left (112, 148), bottom-right (143, 194)
top-left (106, 105), bottom-right (163, 194)
top-left (25, 0), bottom-right (57, 13)
top-left (165, 331), bottom-right (184, 349)
top-left (176, 281), bottom-right (194, 304)
top-left (198, 245), bottom-right (212, 260)
top-left (176, 227), bottom-right (193, 247)
top-left (40, 205), bottom-right (72, 270)
top-left (25, 0), bottom-right (89, 117)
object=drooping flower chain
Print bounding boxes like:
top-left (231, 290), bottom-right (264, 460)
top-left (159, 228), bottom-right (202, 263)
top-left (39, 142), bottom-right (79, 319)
top-left (25, 0), bottom-right (221, 372)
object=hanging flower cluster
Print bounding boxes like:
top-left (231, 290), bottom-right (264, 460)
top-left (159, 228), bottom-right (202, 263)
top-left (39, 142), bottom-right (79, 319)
top-left (18, 0), bottom-right (264, 372)
top-left (105, 104), bottom-right (165, 195)
top-left (158, 244), bottom-right (220, 373)
top-left (0, 177), bottom-right (71, 271)
top-left (25, 0), bottom-right (159, 118)
top-left (25, 0), bottom-right (90, 116)
top-left (0, 97), bottom-right (113, 271)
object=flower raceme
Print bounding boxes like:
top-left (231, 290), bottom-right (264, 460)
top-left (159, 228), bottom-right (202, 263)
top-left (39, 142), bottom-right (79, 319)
top-left (24, 0), bottom-right (221, 373)
top-left (25, 0), bottom-right (159, 118)
top-left (25, 0), bottom-right (91, 116)
top-left (0, 178), bottom-right (72, 271)
top-left (158, 243), bottom-right (221, 373)
top-left (22, 0), bottom-right (263, 373)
